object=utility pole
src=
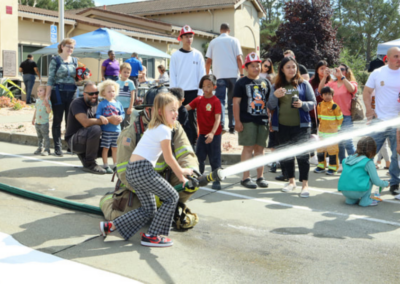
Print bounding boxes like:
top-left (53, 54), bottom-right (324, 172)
top-left (59, 0), bottom-right (64, 41)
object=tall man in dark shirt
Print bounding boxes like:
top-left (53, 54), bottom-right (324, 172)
top-left (65, 81), bottom-right (120, 174)
top-left (19, 54), bottom-right (41, 104)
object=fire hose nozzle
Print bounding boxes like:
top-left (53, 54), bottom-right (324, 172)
top-left (197, 168), bottom-right (224, 186)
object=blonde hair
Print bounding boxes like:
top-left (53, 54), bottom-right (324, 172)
top-left (283, 50), bottom-right (295, 57)
top-left (37, 84), bottom-right (46, 92)
top-left (148, 92), bottom-right (178, 129)
top-left (98, 79), bottom-right (120, 98)
top-left (120, 62), bottom-right (132, 72)
top-left (58, 38), bottom-right (76, 54)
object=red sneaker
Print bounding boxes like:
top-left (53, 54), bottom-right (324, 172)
top-left (100, 221), bottom-right (114, 237)
top-left (140, 233), bottom-right (173, 247)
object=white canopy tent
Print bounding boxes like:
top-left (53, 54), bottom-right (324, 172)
top-left (377, 39), bottom-right (400, 55)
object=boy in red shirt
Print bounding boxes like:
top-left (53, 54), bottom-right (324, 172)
top-left (186, 74), bottom-right (222, 189)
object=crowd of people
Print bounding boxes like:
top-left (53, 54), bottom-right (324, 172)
top-left (25, 22), bottom-right (400, 247)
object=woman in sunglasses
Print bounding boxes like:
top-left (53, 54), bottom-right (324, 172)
top-left (260, 58), bottom-right (275, 83)
top-left (318, 63), bottom-right (358, 173)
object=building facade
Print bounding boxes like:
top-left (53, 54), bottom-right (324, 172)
top-left (0, 0), bottom-right (265, 97)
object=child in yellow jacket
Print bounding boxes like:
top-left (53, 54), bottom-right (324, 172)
top-left (314, 86), bottom-right (343, 175)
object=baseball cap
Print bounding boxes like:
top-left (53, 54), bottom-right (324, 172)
top-left (245, 52), bottom-right (262, 66)
top-left (178, 25), bottom-right (195, 41)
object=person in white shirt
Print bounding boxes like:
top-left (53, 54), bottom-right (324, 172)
top-left (363, 46), bottom-right (400, 196)
top-left (155, 65), bottom-right (169, 84)
top-left (206, 23), bottom-right (244, 134)
top-left (170, 25), bottom-right (206, 145)
top-left (100, 93), bottom-right (193, 247)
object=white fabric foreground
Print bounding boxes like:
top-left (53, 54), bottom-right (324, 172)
top-left (0, 232), bottom-right (140, 283)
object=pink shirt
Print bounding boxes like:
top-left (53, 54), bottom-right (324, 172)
top-left (326, 81), bottom-right (358, 116)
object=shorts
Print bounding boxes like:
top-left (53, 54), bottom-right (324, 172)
top-left (101, 131), bottom-right (119, 148)
top-left (238, 122), bottom-right (268, 147)
top-left (267, 131), bottom-right (277, 148)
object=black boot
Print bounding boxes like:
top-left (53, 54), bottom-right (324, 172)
top-left (275, 174), bottom-right (288, 182)
top-left (390, 184), bottom-right (399, 195)
top-left (269, 162), bottom-right (277, 173)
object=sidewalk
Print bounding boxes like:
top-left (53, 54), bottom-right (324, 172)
top-left (0, 106), bottom-right (243, 163)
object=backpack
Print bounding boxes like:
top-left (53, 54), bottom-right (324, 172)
top-left (351, 94), bottom-right (365, 122)
top-left (52, 55), bottom-right (78, 80)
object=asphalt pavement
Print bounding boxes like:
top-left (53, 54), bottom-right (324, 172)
top-left (1, 141), bottom-right (400, 283)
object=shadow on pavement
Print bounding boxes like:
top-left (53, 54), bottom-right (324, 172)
top-left (0, 166), bottom-right (86, 178)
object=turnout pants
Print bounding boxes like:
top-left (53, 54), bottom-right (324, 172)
top-left (317, 143), bottom-right (339, 171)
top-left (114, 160), bottom-right (179, 239)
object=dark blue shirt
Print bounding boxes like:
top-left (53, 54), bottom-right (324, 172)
top-left (125, 57), bottom-right (143, 77)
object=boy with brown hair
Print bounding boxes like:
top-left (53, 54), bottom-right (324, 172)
top-left (233, 52), bottom-right (271, 189)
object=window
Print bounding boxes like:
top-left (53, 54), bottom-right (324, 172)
top-left (18, 44), bottom-right (52, 77)
top-left (142, 58), bottom-right (155, 79)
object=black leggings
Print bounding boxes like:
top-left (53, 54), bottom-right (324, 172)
top-left (50, 90), bottom-right (75, 151)
top-left (182, 90), bottom-right (198, 145)
top-left (277, 124), bottom-right (310, 181)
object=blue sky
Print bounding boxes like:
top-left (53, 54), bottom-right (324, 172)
top-left (95, 0), bottom-right (142, 5)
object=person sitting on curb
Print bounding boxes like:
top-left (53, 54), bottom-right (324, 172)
top-left (65, 81), bottom-right (121, 174)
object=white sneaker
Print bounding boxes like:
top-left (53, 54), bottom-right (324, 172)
top-left (395, 194), bottom-right (400, 200)
top-left (337, 164), bottom-right (343, 173)
top-left (282, 183), bottom-right (297, 192)
top-left (309, 156), bottom-right (318, 165)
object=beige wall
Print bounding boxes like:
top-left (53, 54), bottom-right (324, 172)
top-left (149, 11), bottom-right (214, 32)
top-left (234, 1), bottom-right (260, 55)
top-left (0, 0), bottom-right (19, 78)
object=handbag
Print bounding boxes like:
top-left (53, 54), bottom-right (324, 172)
top-left (351, 94), bottom-right (365, 122)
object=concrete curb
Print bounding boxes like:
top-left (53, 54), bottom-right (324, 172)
top-left (0, 131), bottom-right (68, 150)
top-left (0, 131), bottom-right (242, 164)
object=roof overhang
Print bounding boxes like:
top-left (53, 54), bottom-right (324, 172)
top-left (76, 8), bottom-right (172, 32)
top-left (234, 0), bottom-right (266, 18)
top-left (137, 4), bottom-right (234, 17)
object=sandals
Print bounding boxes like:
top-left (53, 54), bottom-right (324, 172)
top-left (82, 164), bottom-right (107, 175)
top-left (256, 178), bottom-right (269, 188)
top-left (241, 178), bottom-right (257, 189)
top-left (299, 191), bottom-right (310, 198)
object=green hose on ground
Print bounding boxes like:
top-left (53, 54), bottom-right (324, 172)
top-left (0, 182), bottom-right (103, 216)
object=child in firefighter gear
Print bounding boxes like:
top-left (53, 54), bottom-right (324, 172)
top-left (314, 86), bottom-right (343, 175)
top-left (100, 86), bottom-right (200, 231)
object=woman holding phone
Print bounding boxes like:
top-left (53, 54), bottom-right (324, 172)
top-left (318, 63), bottom-right (358, 172)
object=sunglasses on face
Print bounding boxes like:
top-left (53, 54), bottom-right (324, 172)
top-left (340, 68), bottom-right (346, 72)
top-left (85, 91), bottom-right (99, 96)
top-left (264, 65), bottom-right (270, 68)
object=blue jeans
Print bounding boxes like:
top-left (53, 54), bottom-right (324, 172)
top-left (105, 75), bottom-right (119, 81)
top-left (23, 74), bottom-right (36, 103)
top-left (215, 78), bottom-right (236, 129)
top-left (196, 134), bottom-right (222, 174)
top-left (339, 115), bottom-right (356, 164)
top-left (371, 120), bottom-right (400, 186)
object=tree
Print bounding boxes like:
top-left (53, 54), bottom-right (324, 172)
top-left (19, 0), bottom-right (95, 11)
top-left (259, 1), bottom-right (286, 58)
top-left (332, 0), bottom-right (400, 62)
top-left (266, 0), bottom-right (342, 68)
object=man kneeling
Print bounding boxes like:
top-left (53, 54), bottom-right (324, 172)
top-left (65, 81), bottom-right (120, 174)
